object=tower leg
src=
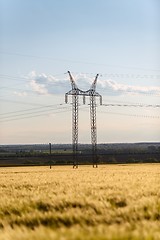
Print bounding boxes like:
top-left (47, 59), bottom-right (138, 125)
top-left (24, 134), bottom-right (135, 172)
top-left (90, 95), bottom-right (98, 168)
top-left (72, 93), bottom-right (78, 168)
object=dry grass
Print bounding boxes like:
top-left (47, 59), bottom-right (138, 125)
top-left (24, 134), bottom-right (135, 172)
top-left (0, 164), bottom-right (160, 240)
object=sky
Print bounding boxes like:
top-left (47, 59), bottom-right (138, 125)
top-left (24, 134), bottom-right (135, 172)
top-left (0, 0), bottom-right (160, 144)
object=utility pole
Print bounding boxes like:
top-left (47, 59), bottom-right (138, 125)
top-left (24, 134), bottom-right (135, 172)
top-left (49, 143), bottom-right (52, 169)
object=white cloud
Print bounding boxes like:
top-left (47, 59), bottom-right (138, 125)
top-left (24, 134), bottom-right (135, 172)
top-left (28, 71), bottom-right (48, 95)
top-left (98, 79), bottom-right (160, 95)
top-left (28, 71), bottom-right (68, 95)
top-left (27, 71), bottom-right (160, 96)
top-left (14, 91), bottom-right (28, 97)
top-left (30, 79), bottom-right (48, 95)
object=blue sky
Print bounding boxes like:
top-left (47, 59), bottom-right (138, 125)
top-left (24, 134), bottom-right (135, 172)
top-left (0, 0), bottom-right (160, 144)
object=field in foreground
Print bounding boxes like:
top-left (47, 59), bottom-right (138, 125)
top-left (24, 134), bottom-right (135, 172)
top-left (0, 164), bottom-right (160, 240)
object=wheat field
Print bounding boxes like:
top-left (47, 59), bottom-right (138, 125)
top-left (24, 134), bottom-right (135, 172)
top-left (0, 164), bottom-right (160, 240)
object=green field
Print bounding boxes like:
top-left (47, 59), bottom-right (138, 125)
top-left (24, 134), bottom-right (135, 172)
top-left (0, 164), bottom-right (160, 240)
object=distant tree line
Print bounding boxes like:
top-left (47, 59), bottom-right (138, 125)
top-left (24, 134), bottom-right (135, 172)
top-left (0, 143), bottom-right (160, 166)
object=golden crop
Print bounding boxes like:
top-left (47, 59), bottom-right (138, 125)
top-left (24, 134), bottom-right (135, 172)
top-left (0, 164), bottom-right (160, 240)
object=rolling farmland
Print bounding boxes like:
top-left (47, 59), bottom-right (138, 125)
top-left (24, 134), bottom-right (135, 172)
top-left (0, 164), bottom-right (160, 240)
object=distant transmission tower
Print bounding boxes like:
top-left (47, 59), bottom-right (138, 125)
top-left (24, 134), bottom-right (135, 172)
top-left (65, 71), bottom-right (102, 168)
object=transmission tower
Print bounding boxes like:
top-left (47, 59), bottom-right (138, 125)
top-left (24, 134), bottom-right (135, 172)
top-left (65, 71), bottom-right (85, 168)
top-left (65, 71), bottom-right (102, 168)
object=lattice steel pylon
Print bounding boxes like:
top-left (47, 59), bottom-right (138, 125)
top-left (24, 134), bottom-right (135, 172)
top-left (65, 71), bottom-right (85, 168)
top-left (65, 71), bottom-right (102, 168)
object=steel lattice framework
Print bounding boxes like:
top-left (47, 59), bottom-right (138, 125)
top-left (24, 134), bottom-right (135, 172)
top-left (85, 74), bottom-right (102, 167)
top-left (65, 71), bottom-right (102, 168)
top-left (65, 71), bottom-right (85, 168)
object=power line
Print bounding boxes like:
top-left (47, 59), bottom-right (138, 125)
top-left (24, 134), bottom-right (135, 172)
top-left (0, 73), bottom-right (160, 85)
top-left (102, 103), bottom-right (160, 108)
top-left (0, 107), bottom-right (71, 123)
top-left (0, 103), bottom-right (65, 117)
top-left (0, 98), bottom-right (52, 107)
top-left (0, 73), bottom-right (65, 82)
top-left (1, 100), bottom-right (159, 122)
top-left (102, 99), bottom-right (150, 105)
top-left (97, 109), bottom-right (160, 119)
top-left (0, 104), bottom-right (89, 122)
top-left (1, 73), bottom-right (160, 98)
top-left (1, 101), bottom-right (159, 123)
top-left (1, 83), bottom-right (159, 98)
top-left (81, 107), bottom-right (160, 119)
top-left (0, 73), bottom-right (66, 92)
top-left (71, 72), bottom-right (160, 79)
top-left (0, 51), bottom-right (160, 72)
top-left (100, 90), bottom-right (160, 97)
